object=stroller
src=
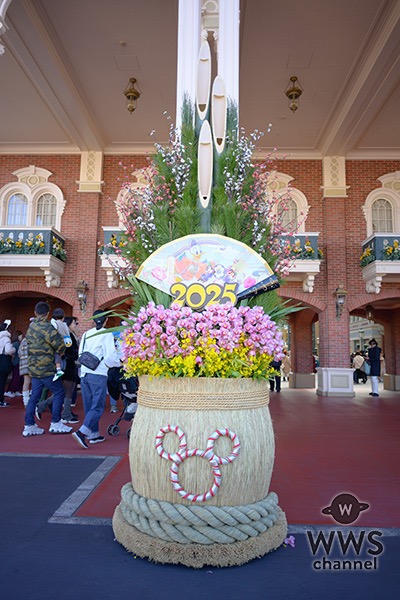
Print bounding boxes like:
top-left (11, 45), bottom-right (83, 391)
top-left (107, 370), bottom-right (138, 438)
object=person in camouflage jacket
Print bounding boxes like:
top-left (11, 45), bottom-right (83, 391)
top-left (23, 301), bottom-right (73, 437)
top-left (26, 315), bottom-right (65, 378)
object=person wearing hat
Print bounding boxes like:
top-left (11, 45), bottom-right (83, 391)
top-left (72, 310), bottom-right (120, 449)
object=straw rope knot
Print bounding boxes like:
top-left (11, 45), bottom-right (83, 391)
top-left (120, 483), bottom-right (281, 545)
top-left (156, 425), bottom-right (241, 503)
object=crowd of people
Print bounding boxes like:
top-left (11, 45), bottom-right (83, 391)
top-left (0, 302), bottom-right (135, 447)
top-left (1, 307), bottom-right (385, 440)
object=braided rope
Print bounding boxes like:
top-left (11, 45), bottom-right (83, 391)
top-left (137, 388), bottom-right (269, 410)
top-left (120, 483), bottom-right (280, 545)
top-left (156, 425), bottom-right (241, 502)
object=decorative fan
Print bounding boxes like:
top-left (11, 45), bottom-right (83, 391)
top-left (136, 234), bottom-right (279, 308)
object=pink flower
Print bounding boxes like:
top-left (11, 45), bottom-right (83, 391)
top-left (284, 536), bottom-right (295, 548)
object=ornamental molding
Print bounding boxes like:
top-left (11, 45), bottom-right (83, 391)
top-left (284, 259), bottom-right (321, 293)
top-left (0, 254), bottom-right (65, 287)
top-left (321, 157), bottom-right (349, 198)
top-left (13, 165), bottom-right (53, 186)
top-left (363, 182), bottom-right (400, 237)
top-left (0, 166), bottom-right (66, 231)
top-left (264, 171), bottom-right (310, 233)
top-left (362, 260), bottom-right (400, 293)
top-left (100, 253), bottom-right (128, 288)
top-left (77, 151), bottom-right (104, 193)
top-left (201, 0), bottom-right (219, 50)
top-left (378, 171), bottom-right (400, 192)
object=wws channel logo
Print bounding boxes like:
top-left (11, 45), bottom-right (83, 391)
top-left (307, 493), bottom-right (384, 571)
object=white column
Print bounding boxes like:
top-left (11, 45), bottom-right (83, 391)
top-left (0, 0), bottom-right (13, 36)
top-left (218, 0), bottom-right (240, 107)
top-left (176, 0), bottom-right (201, 128)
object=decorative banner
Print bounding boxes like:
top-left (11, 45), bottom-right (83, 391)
top-left (136, 234), bottom-right (279, 309)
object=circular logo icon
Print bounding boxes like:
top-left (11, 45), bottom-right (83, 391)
top-left (321, 493), bottom-right (369, 525)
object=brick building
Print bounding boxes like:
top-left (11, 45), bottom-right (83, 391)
top-left (0, 1), bottom-right (399, 395)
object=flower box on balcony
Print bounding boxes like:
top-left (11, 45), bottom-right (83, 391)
top-left (279, 232), bottom-right (322, 292)
top-left (0, 227), bottom-right (66, 260)
top-left (280, 232), bottom-right (322, 260)
top-left (360, 234), bottom-right (400, 293)
top-left (99, 227), bottom-right (130, 288)
top-left (0, 227), bottom-right (66, 287)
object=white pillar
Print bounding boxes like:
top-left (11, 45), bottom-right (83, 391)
top-left (176, 0), bottom-right (201, 128)
top-left (218, 0), bottom-right (240, 107)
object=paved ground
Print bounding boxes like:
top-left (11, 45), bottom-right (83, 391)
top-left (0, 382), bottom-right (399, 599)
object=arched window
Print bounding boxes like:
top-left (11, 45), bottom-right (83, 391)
top-left (363, 173), bottom-right (400, 237)
top-left (36, 193), bottom-right (57, 226)
top-left (0, 166), bottom-right (66, 230)
top-left (264, 171), bottom-right (309, 233)
top-left (278, 198), bottom-right (298, 230)
top-left (7, 193), bottom-right (28, 225)
top-left (371, 199), bottom-right (393, 233)
top-left (115, 168), bottom-right (150, 229)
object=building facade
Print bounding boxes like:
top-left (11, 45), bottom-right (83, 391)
top-left (0, 0), bottom-right (399, 395)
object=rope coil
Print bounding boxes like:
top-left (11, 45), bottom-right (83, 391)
top-left (137, 388), bottom-right (269, 410)
top-left (120, 483), bottom-right (280, 545)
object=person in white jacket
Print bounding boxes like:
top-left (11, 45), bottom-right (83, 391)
top-left (72, 310), bottom-right (120, 448)
top-left (0, 322), bottom-right (16, 407)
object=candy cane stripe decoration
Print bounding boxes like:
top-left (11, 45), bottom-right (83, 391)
top-left (155, 426), bottom-right (241, 503)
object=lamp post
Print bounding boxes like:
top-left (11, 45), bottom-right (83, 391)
top-left (334, 285), bottom-right (348, 319)
top-left (75, 280), bottom-right (88, 314)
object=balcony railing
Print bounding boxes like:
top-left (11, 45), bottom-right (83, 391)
top-left (99, 227), bottom-right (128, 288)
top-left (360, 233), bottom-right (400, 293)
top-left (100, 228), bottom-right (322, 293)
top-left (280, 232), bottom-right (322, 293)
top-left (0, 227), bottom-right (66, 287)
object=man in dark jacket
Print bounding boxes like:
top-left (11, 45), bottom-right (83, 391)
top-left (368, 338), bottom-right (381, 397)
top-left (23, 301), bottom-right (73, 437)
top-left (269, 359), bottom-right (282, 393)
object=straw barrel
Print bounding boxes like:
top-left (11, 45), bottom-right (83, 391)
top-left (129, 375), bottom-right (275, 507)
top-left (114, 375), bottom-right (287, 566)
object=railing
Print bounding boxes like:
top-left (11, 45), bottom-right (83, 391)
top-left (360, 233), bottom-right (400, 265)
top-left (0, 227), bottom-right (66, 261)
top-left (360, 233), bottom-right (400, 293)
top-left (279, 232), bottom-right (321, 260)
top-left (99, 227), bottom-right (126, 255)
top-left (99, 227), bottom-right (127, 288)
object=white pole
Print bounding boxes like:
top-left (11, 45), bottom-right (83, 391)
top-left (218, 0), bottom-right (240, 109)
top-left (176, 0), bottom-right (201, 128)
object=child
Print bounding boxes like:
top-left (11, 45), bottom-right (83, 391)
top-left (50, 308), bottom-right (72, 381)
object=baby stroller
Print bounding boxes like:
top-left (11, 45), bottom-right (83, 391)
top-left (107, 374), bottom-right (138, 439)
